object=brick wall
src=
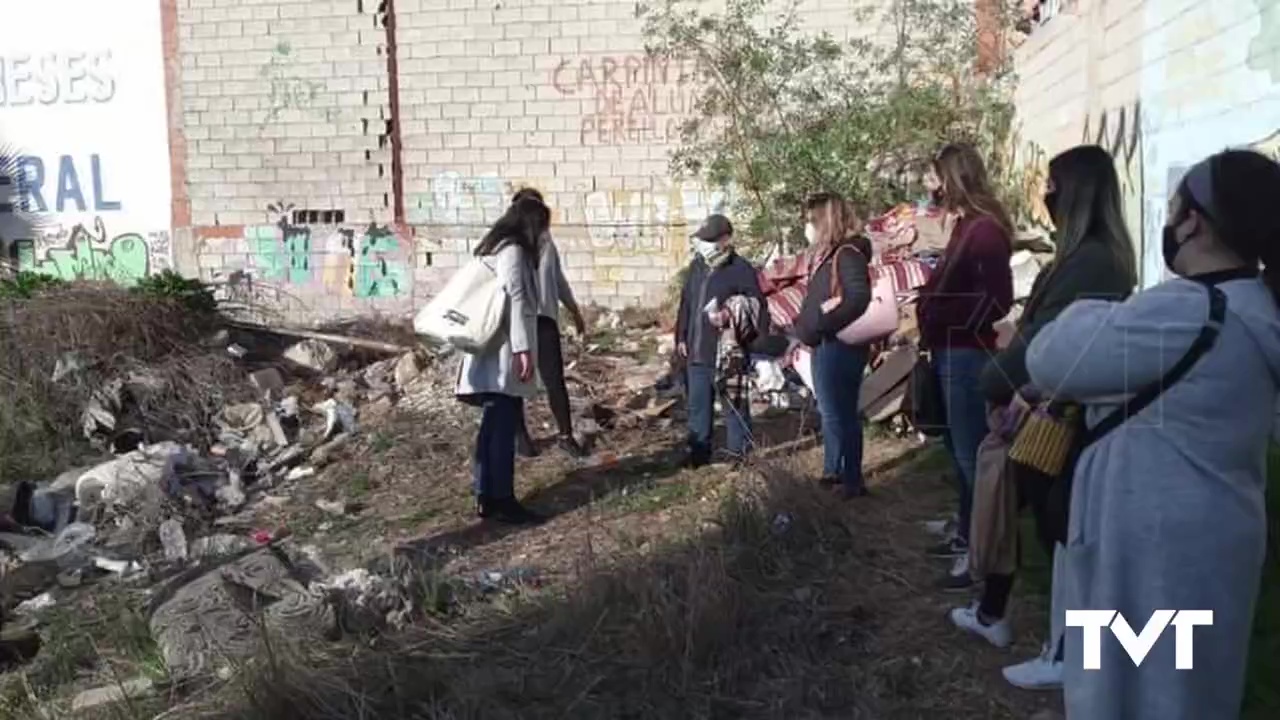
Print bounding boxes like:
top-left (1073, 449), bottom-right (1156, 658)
top-left (166, 0), bottom-right (912, 323)
top-left (1010, 0), bottom-right (1280, 285)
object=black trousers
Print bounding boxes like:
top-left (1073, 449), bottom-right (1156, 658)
top-left (517, 317), bottom-right (574, 442)
top-left (979, 466), bottom-right (1059, 620)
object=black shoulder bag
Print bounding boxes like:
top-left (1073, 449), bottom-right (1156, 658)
top-left (1040, 284), bottom-right (1228, 545)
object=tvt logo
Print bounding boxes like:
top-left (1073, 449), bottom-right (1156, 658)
top-left (1066, 610), bottom-right (1213, 670)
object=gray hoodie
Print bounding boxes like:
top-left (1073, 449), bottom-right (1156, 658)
top-left (1026, 271), bottom-right (1280, 720)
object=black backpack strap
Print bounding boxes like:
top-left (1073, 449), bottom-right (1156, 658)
top-left (1081, 284), bottom-right (1227, 447)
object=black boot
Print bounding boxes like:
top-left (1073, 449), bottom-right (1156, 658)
top-left (475, 495), bottom-right (493, 519)
top-left (557, 434), bottom-right (587, 458)
top-left (516, 431), bottom-right (540, 458)
top-left (489, 498), bottom-right (546, 525)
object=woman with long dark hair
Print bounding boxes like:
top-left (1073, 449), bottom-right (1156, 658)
top-left (794, 193), bottom-right (874, 498)
top-left (509, 187), bottom-right (589, 459)
top-left (1025, 149), bottom-right (1280, 720)
top-left (455, 195), bottom-right (550, 524)
top-left (948, 146), bottom-right (1138, 689)
top-left (916, 143), bottom-right (1015, 589)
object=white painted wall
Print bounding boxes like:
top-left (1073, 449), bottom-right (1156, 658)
top-left (1012, 0), bottom-right (1280, 287)
top-left (0, 0), bottom-right (173, 283)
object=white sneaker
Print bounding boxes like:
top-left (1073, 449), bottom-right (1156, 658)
top-left (1003, 643), bottom-right (1064, 690)
top-left (921, 517), bottom-right (956, 537)
top-left (948, 602), bottom-right (1012, 648)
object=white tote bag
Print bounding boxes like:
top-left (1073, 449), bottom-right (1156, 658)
top-left (413, 257), bottom-right (507, 354)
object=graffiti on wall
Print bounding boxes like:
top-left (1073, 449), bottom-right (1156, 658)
top-left (342, 224), bottom-right (407, 298)
top-left (409, 171), bottom-right (510, 226)
top-left (259, 40), bottom-right (331, 125)
top-left (552, 54), bottom-right (705, 145)
top-left (1083, 100), bottom-right (1144, 259)
top-left (1, 1), bottom-right (173, 278)
top-left (243, 218), bottom-right (408, 299)
top-left (410, 172), bottom-right (728, 252)
top-left (9, 217), bottom-right (164, 285)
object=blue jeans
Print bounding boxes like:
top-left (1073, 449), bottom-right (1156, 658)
top-left (934, 347), bottom-right (991, 544)
top-left (686, 363), bottom-right (751, 463)
top-left (472, 393), bottom-right (520, 500)
top-left (813, 339), bottom-right (869, 492)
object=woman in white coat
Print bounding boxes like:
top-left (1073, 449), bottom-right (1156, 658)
top-left (1025, 149), bottom-right (1280, 720)
top-left (456, 195), bottom-right (550, 525)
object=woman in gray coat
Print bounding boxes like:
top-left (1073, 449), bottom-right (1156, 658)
top-left (1025, 149), bottom-right (1280, 720)
top-left (455, 196), bottom-right (550, 525)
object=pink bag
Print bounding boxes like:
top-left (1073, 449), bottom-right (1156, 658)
top-left (836, 273), bottom-right (899, 345)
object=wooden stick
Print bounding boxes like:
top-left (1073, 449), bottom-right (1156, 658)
top-left (224, 320), bottom-right (411, 354)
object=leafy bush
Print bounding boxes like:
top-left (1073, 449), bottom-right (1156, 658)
top-left (642, 0), bottom-right (1035, 257)
top-left (131, 270), bottom-right (218, 314)
top-left (0, 271), bottom-right (67, 299)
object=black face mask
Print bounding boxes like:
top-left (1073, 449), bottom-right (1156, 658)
top-left (1161, 224), bottom-right (1185, 275)
top-left (1043, 191), bottom-right (1058, 223)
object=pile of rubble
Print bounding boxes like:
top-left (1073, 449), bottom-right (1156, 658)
top-left (0, 322), bottom-right (472, 704)
top-left (0, 302), bottom-right (697, 711)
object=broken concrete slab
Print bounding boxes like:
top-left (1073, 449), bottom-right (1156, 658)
top-left (249, 367), bottom-right (285, 396)
top-left (282, 339), bottom-right (338, 374)
top-left (393, 352), bottom-right (422, 387)
top-left (150, 548), bottom-right (334, 681)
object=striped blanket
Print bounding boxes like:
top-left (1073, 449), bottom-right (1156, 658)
top-left (757, 252), bottom-right (931, 331)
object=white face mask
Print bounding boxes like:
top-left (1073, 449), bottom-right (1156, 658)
top-left (803, 223), bottom-right (818, 245)
top-left (693, 239), bottom-right (720, 262)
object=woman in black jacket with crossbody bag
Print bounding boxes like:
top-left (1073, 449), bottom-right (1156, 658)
top-left (946, 145), bottom-right (1138, 690)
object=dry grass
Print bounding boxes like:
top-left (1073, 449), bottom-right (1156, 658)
top-left (0, 284), bottom-right (245, 484)
top-left (175, 452), bottom-right (1057, 720)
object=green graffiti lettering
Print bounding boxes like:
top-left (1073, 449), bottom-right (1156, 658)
top-left (16, 219), bottom-right (150, 285)
top-left (348, 226), bottom-right (406, 298)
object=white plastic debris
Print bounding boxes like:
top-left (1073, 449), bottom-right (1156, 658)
top-left (159, 519), bottom-right (188, 561)
top-left (74, 441), bottom-right (190, 510)
top-left (316, 398), bottom-right (357, 439)
top-left (19, 522), bottom-right (96, 564)
top-left (51, 352), bottom-right (86, 383)
top-left (15, 593), bottom-right (56, 615)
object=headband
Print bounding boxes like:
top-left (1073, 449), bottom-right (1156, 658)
top-left (1183, 157), bottom-right (1217, 220)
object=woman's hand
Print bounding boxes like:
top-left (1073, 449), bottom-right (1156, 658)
top-left (514, 351), bottom-right (534, 382)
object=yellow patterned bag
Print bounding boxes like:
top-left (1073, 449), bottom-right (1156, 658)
top-left (1007, 402), bottom-right (1082, 478)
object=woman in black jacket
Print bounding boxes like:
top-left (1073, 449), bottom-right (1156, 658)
top-left (795, 193), bottom-right (874, 499)
top-left (946, 145), bottom-right (1138, 690)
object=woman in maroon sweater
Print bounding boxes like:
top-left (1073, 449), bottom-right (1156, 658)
top-left (916, 143), bottom-right (1014, 590)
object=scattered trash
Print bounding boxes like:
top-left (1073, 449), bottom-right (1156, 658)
top-left (318, 398), bottom-right (357, 439)
top-left (18, 522), bottom-right (96, 564)
top-left (315, 498), bottom-right (358, 516)
top-left (93, 557), bottom-right (143, 576)
top-left (249, 367), bottom-right (285, 395)
top-left (287, 466), bottom-right (317, 482)
top-left (310, 433), bottom-right (351, 467)
top-left (75, 442), bottom-right (191, 510)
top-left (476, 566), bottom-right (540, 593)
top-left (159, 519), bottom-right (188, 561)
top-left (771, 512), bottom-right (793, 535)
top-left (51, 352), bottom-right (86, 383)
top-left (283, 338), bottom-right (339, 374)
top-left (14, 593), bottom-right (56, 615)
top-left (71, 676), bottom-right (156, 713)
top-left (189, 534), bottom-right (256, 559)
top-left (227, 343), bottom-right (249, 359)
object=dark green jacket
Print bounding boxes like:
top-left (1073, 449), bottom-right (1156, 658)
top-left (979, 237), bottom-right (1135, 406)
